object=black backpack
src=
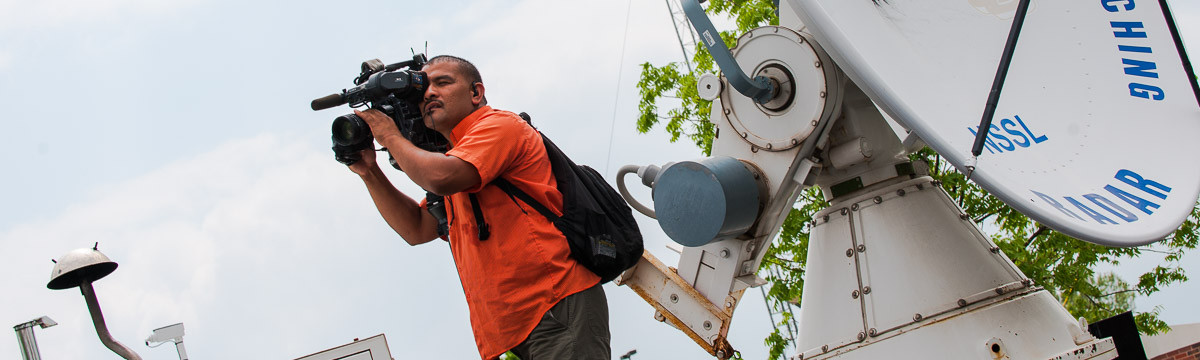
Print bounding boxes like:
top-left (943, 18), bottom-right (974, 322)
top-left (470, 114), bottom-right (644, 283)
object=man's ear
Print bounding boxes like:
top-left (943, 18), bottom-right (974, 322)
top-left (471, 82), bottom-right (484, 105)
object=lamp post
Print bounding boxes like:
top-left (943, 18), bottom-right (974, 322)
top-left (13, 316), bottom-right (56, 360)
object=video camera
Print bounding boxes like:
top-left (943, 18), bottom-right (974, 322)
top-left (311, 54), bottom-right (451, 238)
top-left (310, 53), bottom-right (449, 165)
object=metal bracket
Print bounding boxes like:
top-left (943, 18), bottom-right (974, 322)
top-left (616, 251), bottom-right (737, 359)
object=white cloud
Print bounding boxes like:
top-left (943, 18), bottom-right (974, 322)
top-left (0, 0), bottom-right (202, 30)
top-left (0, 132), bottom-right (479, 359)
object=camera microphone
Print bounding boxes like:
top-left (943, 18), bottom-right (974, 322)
top-left (311, 93), bottom-right (346, 111)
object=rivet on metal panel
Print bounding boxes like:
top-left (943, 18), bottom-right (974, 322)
top-left (724, 108), bottom-right (731, 115)
top-left (863, 286), bottom-right (871, 294)
top-left (655, 311), bottom-right (666, 322)
top-left (810, 120), bottom-right (818, 126)
top-left (792, 139), bottom-right (800, 146)
top-left (932, 180), bottom-right (942, 186)
top-left (857, 244), bottom-right (866, 253)
top-left (704, 321), bottom-right (713, 330)
top-left (1022, 279), bottom-right (1034, 287)
top-left (717, 350), bottom-right (726, 359)
top-left (959, 213), bottom-right (970, 220)
top-left (845, 249), bottom-right (854, 257)
top-left (868, 328), bottom-right (877, 337)
top-left (913, 313), bottom-right (923, 322)
top-left (823, 215), bottom-right (830, 222)
top-left (751, 146), bottom-right (759, 153)
top-left (851, 204), bottom-right (859, 211)
top-left (857, 332), bottom-right (866, 341)
top-left (726, 300), bottom-right (734, 309)
top-left (822, 345), bottom-right (829, 353)
top-left (670, 294), bottom-right (679, 303)
top-left (994, 287), bottom-right (1006, 295)
top-left (851, 290), bottom-right (860, 299)
top-left (990, 246), bottom-right (1000, 253)
top-left (741, 131), bottom-right (748, 138)
top-left (810, 220), bottom-right (817, 226)
top-left (916, 183), bottom-right (924, 190)
top-left (720, 249), bottom-right (731, 258)
top-left (819, 91), bottom-right (826, 98)
top-left (766, 143), bottom-right (773, 150)
top-left (873, 196), bottom-right (882, 204)
top-left (897, 189), bottom-right (906, 196)
top-left (840, 209), bottom-right (848, 215)
top-left (957, 299), bottom-right (968, 307)
top-left (815, 60), bottom-right (822, 68)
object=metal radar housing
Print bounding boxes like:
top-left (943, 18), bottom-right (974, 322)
top-left (720, 26), bottom-right (838, 152)
top-left (47, 247), bottom-right (118, 290)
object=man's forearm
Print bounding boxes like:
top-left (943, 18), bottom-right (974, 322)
top-left (359, 165), bottom-right (438, 245)
top-left (376, 133), bottom-right (479, 195)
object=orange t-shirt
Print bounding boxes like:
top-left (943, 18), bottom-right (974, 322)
top-left (443, 106), bottom-right (600, 359)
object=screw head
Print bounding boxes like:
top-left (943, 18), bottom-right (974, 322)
top-left (851, 204), bottom-right (859, 211)
top-left (863, 286), bottom-right (871, 294)
top-left (873, 196), bottom-right (882, 204)
top-left (670, 294), bottom-right (679, 303)
top-left (897, 189), bottom-right (906, 196)
top-left (703, 321), bottom-right (712, 330)
top-left (857, 244), bottom-right (866, 253)
top-left (846, 249), bottom-right (854, 257)
top-left (857, 332), bottom-right (866, 341)
top-left (957, 299), bottom-right (968, 307)
top-left (720, 249), bottom-right (731, 258)
top-left (913, 313), bottom-right (923, 322)
top-left (868, 328), bottom-right (878, 337)
top-left (851, 290), bottom-right (860, 299)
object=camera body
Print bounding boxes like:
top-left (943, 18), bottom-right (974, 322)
top-left (312, 54), bottom-right (449, 165)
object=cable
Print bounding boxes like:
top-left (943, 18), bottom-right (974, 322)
top-left (618, 165), bottom-right (657, 218)
top-left (604, 0), bottom-right (634, 175)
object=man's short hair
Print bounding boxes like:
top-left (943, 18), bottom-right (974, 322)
top-left (428, 55), bottom-right (483, 86)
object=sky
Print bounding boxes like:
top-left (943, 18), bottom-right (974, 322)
top-left (0, 1), bottom-right (1198, 359)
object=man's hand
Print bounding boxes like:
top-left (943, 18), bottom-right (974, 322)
top-left (347, 147), bottom-right (378, 177)
top-left (355, 109), bottom-right (402, 144)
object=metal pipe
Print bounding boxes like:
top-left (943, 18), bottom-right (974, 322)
top-left (80, 280), bottom-right (143, 360)
top-left (681, 0), bottom-right (777, 104)
top-left (14, 322), bottom-right (41, 360)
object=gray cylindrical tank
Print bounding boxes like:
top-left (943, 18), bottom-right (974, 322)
top-left (652, 156), bottom-right (762, 247)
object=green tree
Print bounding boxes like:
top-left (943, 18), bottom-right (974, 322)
top-left (635, 1), bottom-right (1198, 359)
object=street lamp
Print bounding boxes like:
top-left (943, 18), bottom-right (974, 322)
top-left (47, 244), bottom-right (143, 360)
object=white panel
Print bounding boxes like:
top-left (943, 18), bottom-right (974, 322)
top-left (788, 0), bottom-right (1200, 246)
top-left (798, 206), bottom-right (867, 352)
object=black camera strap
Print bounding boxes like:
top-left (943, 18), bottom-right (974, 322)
top-left (469, 193), bottom-right (490, 241)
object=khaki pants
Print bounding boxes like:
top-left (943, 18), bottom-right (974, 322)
top-left (510, 283), bottom-right (610, 360)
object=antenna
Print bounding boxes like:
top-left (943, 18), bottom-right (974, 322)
top-left (788, 0), bottom-right (1200, 246)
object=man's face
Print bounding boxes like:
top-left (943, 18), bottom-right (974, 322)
top-left (420, 61), bottom-right (478, 133)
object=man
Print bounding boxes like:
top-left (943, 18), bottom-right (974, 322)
top-left (345, 55), bottom-right (610, 360)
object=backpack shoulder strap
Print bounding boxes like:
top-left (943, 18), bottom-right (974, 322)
top-left (494, 178), bottom-right (559, 223)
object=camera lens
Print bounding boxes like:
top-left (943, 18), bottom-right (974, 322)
top-left (331, 114), bottom-right (372, 147)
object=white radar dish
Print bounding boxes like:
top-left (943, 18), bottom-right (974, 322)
top-left (787, 0), bottom-right (1200, 246)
